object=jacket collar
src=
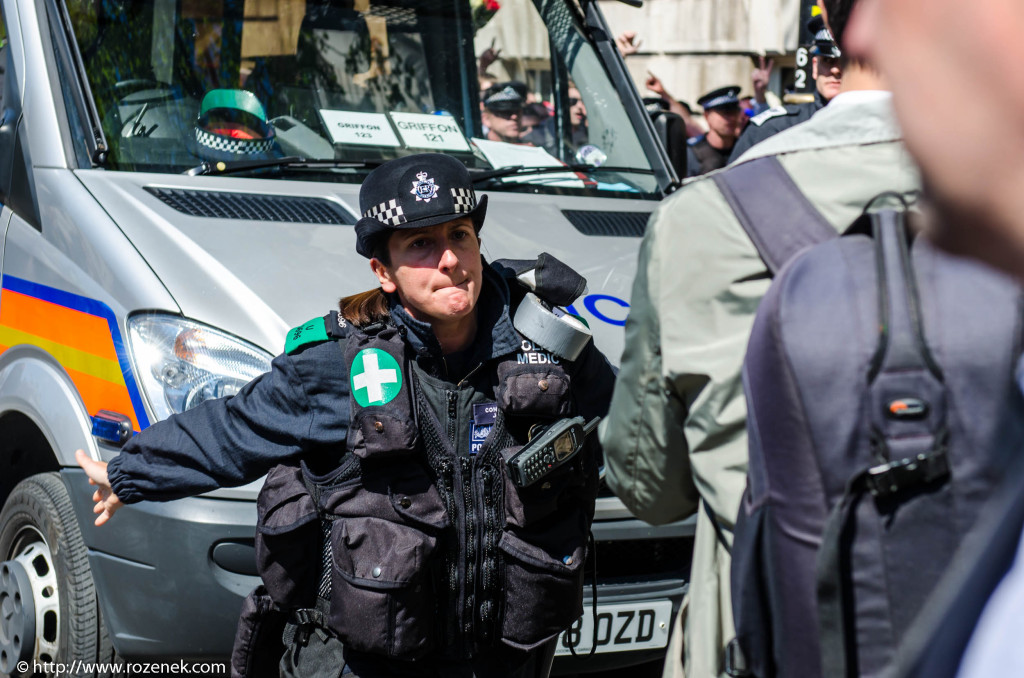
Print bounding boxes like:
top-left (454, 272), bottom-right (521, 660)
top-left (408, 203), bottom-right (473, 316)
top-left (387, 259), bottom-right (521, 363)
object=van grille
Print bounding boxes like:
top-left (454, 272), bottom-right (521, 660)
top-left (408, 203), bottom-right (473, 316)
top-left (561, 210), bottom-right (651, 237)
top-left (145, 188), bottom-right (354, 224)
top-left (586, 537), bottom-right (692, 582)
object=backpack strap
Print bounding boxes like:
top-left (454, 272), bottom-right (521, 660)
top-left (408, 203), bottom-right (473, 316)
top-left (816, 209), bottom-right (952, 678)
top-left (712, 156), bottom-right (837, 275)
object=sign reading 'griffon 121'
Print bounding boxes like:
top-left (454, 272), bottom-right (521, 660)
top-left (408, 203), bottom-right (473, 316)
top-left (389, 112), bottom-right (471, 151)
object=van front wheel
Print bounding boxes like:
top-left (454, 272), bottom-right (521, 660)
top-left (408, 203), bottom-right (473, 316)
top-left (0, 473), bottom-right (102, 676)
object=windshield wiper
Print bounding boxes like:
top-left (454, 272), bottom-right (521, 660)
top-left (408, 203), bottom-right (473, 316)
top-left (470, 164), bottom-right (655, 184)
top-left (184, 156), bottom-right (381, 177)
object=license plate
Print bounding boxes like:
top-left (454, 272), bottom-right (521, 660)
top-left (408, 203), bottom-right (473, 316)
top-left (554, 600), bottom-right (673, 656)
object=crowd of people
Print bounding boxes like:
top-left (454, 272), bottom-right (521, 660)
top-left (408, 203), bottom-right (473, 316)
top-left (73, 0), bottom-right (1024, 676)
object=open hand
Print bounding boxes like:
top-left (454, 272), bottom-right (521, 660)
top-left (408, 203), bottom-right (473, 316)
top-left (76, 449), bottom-right (123, 526)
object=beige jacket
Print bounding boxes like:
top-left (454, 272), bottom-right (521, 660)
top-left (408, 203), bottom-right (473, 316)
top-left (599, 92), bottom-right (920, 678)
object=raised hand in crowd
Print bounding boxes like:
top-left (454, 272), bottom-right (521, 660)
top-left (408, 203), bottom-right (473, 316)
top-left (615, 30), bottom-right (642, 57)
top-left (751, 55), bottom-right (775, 105)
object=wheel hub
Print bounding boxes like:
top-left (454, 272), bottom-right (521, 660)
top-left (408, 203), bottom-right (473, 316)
top-left (0, 558), bottom-right (36, 673)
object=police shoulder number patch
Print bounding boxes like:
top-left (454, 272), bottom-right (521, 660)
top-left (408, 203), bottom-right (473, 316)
top-left (285, 316), bottom-right (330, 354)
top-left (749, 106), bottom-right (790, 127)
top-left (350, 348), bottom-right (403, 406)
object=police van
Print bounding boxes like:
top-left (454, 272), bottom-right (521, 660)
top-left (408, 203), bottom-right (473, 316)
top-left (0, 0), bottom-right (690, 673)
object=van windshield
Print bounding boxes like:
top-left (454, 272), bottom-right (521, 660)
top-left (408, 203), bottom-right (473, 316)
top-left (66, 0), bottom-right (663, 197)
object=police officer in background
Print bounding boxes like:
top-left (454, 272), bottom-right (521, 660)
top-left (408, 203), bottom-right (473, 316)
top-left (728, 16), bottom-right (844, 162)
top-left (76, 153), bottom-right (616, 678)
top-left (481, 81), bottom-right (528, 144)
top-left (686, 86), bottom-right (746, 177)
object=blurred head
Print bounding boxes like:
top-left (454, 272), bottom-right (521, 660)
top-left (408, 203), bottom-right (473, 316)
top-left (845, 0), bottom-right (1024, 276)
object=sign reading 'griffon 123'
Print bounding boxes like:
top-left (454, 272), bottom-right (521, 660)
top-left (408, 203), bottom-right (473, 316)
top-left (390, 112), bottom-right (471, 151)
top-left (319, 111), bottom-right (401, 147)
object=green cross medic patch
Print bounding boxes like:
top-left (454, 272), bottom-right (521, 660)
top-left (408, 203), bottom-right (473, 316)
top-left (350, 348), bottom-right (403, 406)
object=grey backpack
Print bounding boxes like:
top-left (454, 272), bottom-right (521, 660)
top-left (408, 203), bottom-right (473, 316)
top-left (730, 185), bottom-right (1024, 678)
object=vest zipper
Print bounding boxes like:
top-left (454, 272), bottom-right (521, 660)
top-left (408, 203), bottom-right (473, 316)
top-left (478, 464), bottom-right (500, 643)
top-left (447, 391), bottom-right (458, 449)
top-left (436, 458), bottom-right (460, 650)
top-left (461, 455), bottom-right (478, 655)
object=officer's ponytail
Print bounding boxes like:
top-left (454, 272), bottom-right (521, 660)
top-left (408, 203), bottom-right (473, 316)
top-left (339, 289), bottom-right (390, 327)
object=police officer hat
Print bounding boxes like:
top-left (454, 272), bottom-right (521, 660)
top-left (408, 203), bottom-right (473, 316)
top-left (697, 86), bottom-right (742, 112)
top-left (482, 81), bottom-right (527, 113)
top-left (354, 153), bottom-right (488, 259)
top-left (808, 15), bottom-right (842, 58)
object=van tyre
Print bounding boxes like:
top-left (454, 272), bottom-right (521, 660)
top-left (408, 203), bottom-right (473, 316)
top-left (0, 473), bottom-right (103, 676)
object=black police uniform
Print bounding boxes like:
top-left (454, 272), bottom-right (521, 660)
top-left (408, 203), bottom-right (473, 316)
top-left (728, 89), bottom-right (828, 163)
top-left (105, 154), bottom-right (616, 678)
top-left (686, 135), bottom-right (734, 177)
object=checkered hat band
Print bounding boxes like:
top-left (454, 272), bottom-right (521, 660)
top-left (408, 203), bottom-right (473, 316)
top-left (194, 127), bottom-right (275, 155)
top-left (364, 198), bottom-right (407, 226)
top-left (450, 187), bottom-right (476, 213)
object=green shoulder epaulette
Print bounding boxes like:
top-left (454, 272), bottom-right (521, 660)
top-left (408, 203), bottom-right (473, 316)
top-left (285, 312), bottom-right (349, 354)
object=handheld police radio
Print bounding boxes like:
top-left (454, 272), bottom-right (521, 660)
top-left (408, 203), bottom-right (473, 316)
top-left (506, 416), bottom-right (601, 487)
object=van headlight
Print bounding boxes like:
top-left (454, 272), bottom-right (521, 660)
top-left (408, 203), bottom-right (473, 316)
top-left (127, 314), bottom-right (273, 422)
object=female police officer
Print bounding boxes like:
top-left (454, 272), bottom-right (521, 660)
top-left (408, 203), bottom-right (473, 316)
top-left (75, 153), bottom-right (616, 677)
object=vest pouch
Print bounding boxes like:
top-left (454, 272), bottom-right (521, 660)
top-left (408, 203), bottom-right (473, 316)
top-left (328, 516), bottom-right (437, 659)
top-left (255, 465), bottom-right (321, 607)
top-left (497, 363), bottom-right (573, 419)
top-left (351, 410), bottom-right (418, 460)
top-left (320, 464), bottom-right (448, 659)
top-left (230, 585), bottom-right (287, 678)
top-left (497, 528), bottom-right (586, 650)
top-left (501, 445), bottom-right (588, 530)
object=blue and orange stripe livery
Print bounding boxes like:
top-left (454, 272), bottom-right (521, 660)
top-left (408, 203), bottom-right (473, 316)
top-left (0, 276), bottom-right (151, 432)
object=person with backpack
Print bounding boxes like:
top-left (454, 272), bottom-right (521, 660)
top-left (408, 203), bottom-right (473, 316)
top-left (75, 153), bottom-right (616, 678)
top-left (598, 2), bottom-right (916, 676)
top-left (828, 2), bottom-right (1024, 677)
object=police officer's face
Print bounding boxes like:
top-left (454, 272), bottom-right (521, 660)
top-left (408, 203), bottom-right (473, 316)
top-left (483, 107), bottom-right (522, 143)
top-left (813, 56), bottom-right (843, 101)
top-left (706, 107), bottom-right (744, 142)
top-left (372, 217), bottom-right (483, 325)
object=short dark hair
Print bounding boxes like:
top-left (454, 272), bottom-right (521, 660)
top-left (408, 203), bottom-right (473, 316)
top-left (822, 0), bottom-right (857, 50)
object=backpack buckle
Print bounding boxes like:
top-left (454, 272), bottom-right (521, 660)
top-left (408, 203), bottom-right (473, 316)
top-left (866, 449), bottom-right (950, 499)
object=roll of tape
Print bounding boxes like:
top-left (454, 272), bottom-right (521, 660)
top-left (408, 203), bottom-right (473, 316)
top-left (513, 293), bottom-right (592, 361)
